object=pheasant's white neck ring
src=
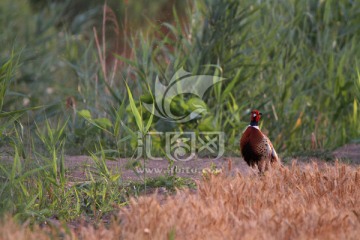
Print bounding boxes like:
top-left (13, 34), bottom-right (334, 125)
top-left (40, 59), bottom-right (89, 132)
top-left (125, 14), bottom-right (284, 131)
top-left (248, 125), bottom-right (259, 130)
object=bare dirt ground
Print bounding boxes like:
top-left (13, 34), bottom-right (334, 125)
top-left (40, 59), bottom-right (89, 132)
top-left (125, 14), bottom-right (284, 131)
top-left (333, 143), bottom-right (360, 164)
top-left (65, 155), bottom-right (250, 182)
top-left (64, 144), bottom-right (360, 182)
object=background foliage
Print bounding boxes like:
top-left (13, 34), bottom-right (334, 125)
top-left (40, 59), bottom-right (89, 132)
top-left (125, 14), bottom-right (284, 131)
top-left (1, 0), bottom-right (359, 156)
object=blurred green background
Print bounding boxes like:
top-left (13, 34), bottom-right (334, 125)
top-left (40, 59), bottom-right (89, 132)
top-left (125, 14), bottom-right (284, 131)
top-left (1, 0), bottom-right (359, 157)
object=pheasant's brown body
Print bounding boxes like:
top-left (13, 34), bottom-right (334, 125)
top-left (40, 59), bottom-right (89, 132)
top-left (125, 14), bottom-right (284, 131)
top-left (240, 110), bottom-right (280, 173)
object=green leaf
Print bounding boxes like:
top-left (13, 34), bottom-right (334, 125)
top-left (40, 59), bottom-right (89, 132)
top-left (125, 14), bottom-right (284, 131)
top-left (94, 118), bottom-right (113, 129)
top-left (0, 50), bottom-right (19, 111)
top-left (78, 109), bottom-right (92, 120)
top-left (198, 116), bottom-right (215, 131)
top-left (144, 84), bottom-right (154, 133)
top-left (110, 174), bottom-right (121, 182)
top-left (140, 93), bottom-right (154, 104)
top-left (221, 69), bottom-right (243, 102)
top-left (353, 98), bottom-right (358, 125)
top-left (78, 109), bottom-right (112, 134)
top-left (125, 82), bottom-right (143, 133)
top-left (187, 98), bottom-right (208, 112)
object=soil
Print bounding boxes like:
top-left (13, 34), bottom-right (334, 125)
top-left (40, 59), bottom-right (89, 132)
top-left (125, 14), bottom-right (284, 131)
top-left (64, 144), bottom-right (360, 182)
top-left (65, 155), bottom-right (251, 183)
top-left (333, 143), bottom-right (360, 164)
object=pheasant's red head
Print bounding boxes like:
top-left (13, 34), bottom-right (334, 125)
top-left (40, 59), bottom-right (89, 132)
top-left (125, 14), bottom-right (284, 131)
top-left (250, 109), bottom-right (262, 123)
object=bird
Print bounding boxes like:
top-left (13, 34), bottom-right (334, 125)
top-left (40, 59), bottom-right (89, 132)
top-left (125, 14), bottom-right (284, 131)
top-left (240, 109), bottom-right (280, 173)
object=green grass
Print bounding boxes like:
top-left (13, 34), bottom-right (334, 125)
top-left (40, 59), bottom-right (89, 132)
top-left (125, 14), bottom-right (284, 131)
top-left (0, 0), bottom-right (359, 223)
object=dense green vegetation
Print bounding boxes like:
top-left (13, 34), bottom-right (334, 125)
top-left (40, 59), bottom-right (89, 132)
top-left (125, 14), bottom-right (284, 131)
top-left (0, 0), bottom-right (359, 222)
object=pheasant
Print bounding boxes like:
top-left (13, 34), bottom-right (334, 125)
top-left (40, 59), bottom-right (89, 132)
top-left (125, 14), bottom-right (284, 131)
top-left (240, 110), bottom-right (280, 173)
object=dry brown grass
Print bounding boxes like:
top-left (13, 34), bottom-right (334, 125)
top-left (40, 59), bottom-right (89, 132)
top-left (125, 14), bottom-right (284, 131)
top-left (1, 161), bottom-right (360, 240)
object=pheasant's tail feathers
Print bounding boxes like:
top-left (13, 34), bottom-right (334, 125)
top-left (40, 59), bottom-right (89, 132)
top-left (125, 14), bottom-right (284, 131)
top-left (271, 147), bottom-right (279, 162)
top-left (270, 147), bottom-right (284, 170)
top-left (265, 136), bottom-right (281, 164)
